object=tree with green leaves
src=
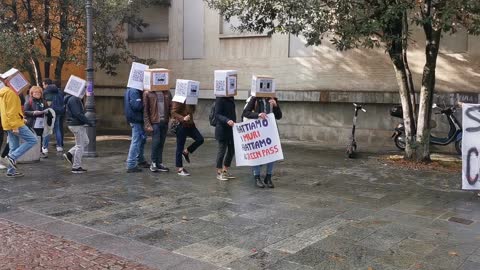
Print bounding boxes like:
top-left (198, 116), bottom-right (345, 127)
top-left (0, 0), bottom-right (168, 85)
top-left (206, 0), bottom-right (480, 162)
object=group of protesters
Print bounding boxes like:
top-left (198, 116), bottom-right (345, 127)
top-left (0, 77), bottom-right (92, 177)
top-left (125, 85), bottom-right (282, 188)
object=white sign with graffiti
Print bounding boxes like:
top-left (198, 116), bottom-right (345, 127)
top-left (462, 103), bottom-right (480, 190)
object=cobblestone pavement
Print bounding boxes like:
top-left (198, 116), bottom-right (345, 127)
top-left (0, 136), bottom-right (479, 269)
top-left (0, 219), bottom-right (152, 270)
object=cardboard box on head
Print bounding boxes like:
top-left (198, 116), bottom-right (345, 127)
top-left (172, 79), bottom-right (200, 105)
top-left (127, 62), bottom-right (149, 91)
top-left (214, 70), bottom-right (237, 97)
top-left (64, 75), bottom-right (87, 99)
top-left (251, 75), bottom-right (276, 98)
top-left (0, 68), bottom-right (30, 95)
top-left (144, 68), bottom-right (170, 91)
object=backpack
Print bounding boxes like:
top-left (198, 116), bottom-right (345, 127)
top-left (209, 101), bottom-right (217, 127)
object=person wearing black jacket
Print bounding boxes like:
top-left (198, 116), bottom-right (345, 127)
top-left (24, 86), bottom-right (48, 158)
top-left (63, 94), bottom-right (92, 174)
top-left (214, 96), bottom-right (237, 181)
top-left (242, 96), bottom-right (282, 188)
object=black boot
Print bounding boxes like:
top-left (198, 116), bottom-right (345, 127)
top-left (255, 175), bottom-right (265, 188)
top-left (264, 174), bottom-right (274, 188)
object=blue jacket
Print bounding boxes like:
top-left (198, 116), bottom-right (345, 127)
top-left (124, 88), bottom-right (144, 124)
top-left (65, 95), bottom-right (90, 126)
top-left (43, 84), bottom-right (65, 115)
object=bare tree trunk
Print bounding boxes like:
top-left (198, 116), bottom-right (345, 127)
top-left (416, 1), bottom-right (442, 162)
top-left (402, 10), bottom-right (417, 134)
top-left (43, 0), bottom-right (52, 79)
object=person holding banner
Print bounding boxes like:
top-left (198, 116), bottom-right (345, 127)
top-left (242, 96), bottom-right (282, 188)
top-left (0, 77), bottom-right (38, 178)
top-left (214, 96), bottom-right (237, 181)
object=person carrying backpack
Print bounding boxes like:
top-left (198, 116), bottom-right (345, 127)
top-left (214, 96), bottom-right (236, 181)
top-left (43, 78), bottom-right (65, 153)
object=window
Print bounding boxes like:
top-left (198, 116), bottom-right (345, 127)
top-left (220, 16), bottom-right (269, 38)
top-left (128, 5), bottom-right (169, 42)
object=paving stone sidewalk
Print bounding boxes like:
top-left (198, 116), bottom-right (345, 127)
top-left (1, 136), bottom-right (479, 270)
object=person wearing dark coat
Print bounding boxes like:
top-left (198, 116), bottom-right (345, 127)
top-left (214, 96), bottom-right (237, 181)
top-left (242, 96), bottom-right (282, 188)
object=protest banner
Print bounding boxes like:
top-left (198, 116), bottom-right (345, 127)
top-left (462, 103), bottom-right (480, 190)
top-left (233, 113), bottom-right (284, 166)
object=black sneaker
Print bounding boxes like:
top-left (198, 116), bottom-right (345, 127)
top-left (4, 155), bottom-right (17, 170)
top-left (63, 152), bottom-right (73, 165)
top-left (182, 152), bottom-right (190, 163)
top-left (157, 164), bottom-right (170, 172)
top-left (127, 167), bottom-right (142, 173)
top-left (6, 172), bottom-right (24, 178)
top-left (71, 167), bottom-right (87, 174)
top-left (138, 161), bottom-right (150, 168)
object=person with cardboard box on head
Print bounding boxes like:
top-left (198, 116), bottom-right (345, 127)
top-left (171, 79), bottom-right (204, 176)
top-left (242, 75), bottom-right (282, 188)
top-left (143, 68), bottom-right (173, 173)
top-left (63, 75), bottom-right (92, 174)
top-left (124, 63), bottom-right (150, 173)
top-left (0, 69), bottom-right (38, 178)
top-left (213, 70), bottom-right (238, 181)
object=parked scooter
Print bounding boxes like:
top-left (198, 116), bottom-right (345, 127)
top-left (390, 103), bottom-right (462, 154)
top-left (347, 103), bottom-right (366, 158)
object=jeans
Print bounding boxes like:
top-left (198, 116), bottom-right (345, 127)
top-left (151, 122), bottom-right (168, 165)
top-left (175, 125), bottom-right (204, 168)
top-left (6, 125), bottom-right (38, 174)
top-left (43, 115), bottom-right (64, 148)
top-left (253, 162), bottom-right (275, 176)
top-left (126, 123), bottom-right (146, 169)
top-left (216, 140), bottom-right (234, 169)
top-left (68, 126), bottom-right (89, 169)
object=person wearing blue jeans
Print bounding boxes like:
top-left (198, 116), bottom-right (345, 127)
top-left (242, 96), bottom-right (282, 188)
top-left (143, 90), bottom-right (172, 173)
top-left (42, 79), bottom-right (65, 153)
top-left (0, 80), bottom-right (38, 178)
top-left (124, 87), bottom-right (148, 173)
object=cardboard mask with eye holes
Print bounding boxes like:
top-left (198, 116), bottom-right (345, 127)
top-left (251, 75), bottom-right (275, 97)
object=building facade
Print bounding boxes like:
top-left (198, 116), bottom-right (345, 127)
top-left (94, 0), bottom-right (480, 150)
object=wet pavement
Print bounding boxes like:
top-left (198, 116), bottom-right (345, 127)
top-left (0, 136), bottom-right (478, 270)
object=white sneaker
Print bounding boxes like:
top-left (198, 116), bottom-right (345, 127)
top-left (42, 147), bottom-right (49, 154)
top-left (56, 146), bottom-right (63, 152)
top-left (177, 168), bottom-right (190, 176)
top-left (217, 172), bottom-right (228, 181)
top-left (0, 164), bottom-right (6, 170)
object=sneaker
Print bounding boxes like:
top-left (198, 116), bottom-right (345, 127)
top-left (4, 156), bottom-right (17, 170)
top-left (63, 152), bottom-right (73, 165)
top-left (223, 171), bottom-right (236, 179)
top-left (138, 161), bottom-right (150, 168)
top-left (157, 164), bottom-right (170, 172)
top-left (6, 172), bottom-right (24, 178)
top-left (42, 147), bottom-right (49, 154)
top-left (177, 168), bottom-right (190, 176)
top-left (150, 163), bottom-right (159, 172)
top-left (40, 152), bottom-right (48, 159)
top-left (217, 172), bottom-right (228, 181)
top-left (71, 167), bottom-right (87, 174)
top-left (127, 167), bottom-right (142, 173)
top-left (56, 146), bottom-right (64, 152)
top-left (0, 164), bottom-right (6, 170)
top-left (182, 151), bottom-right (190, 163)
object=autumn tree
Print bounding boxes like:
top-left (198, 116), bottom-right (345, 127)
top-left (0, 0), bottom-right (168, 85)
top-left (206, 0), bottom-right (480, 162)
